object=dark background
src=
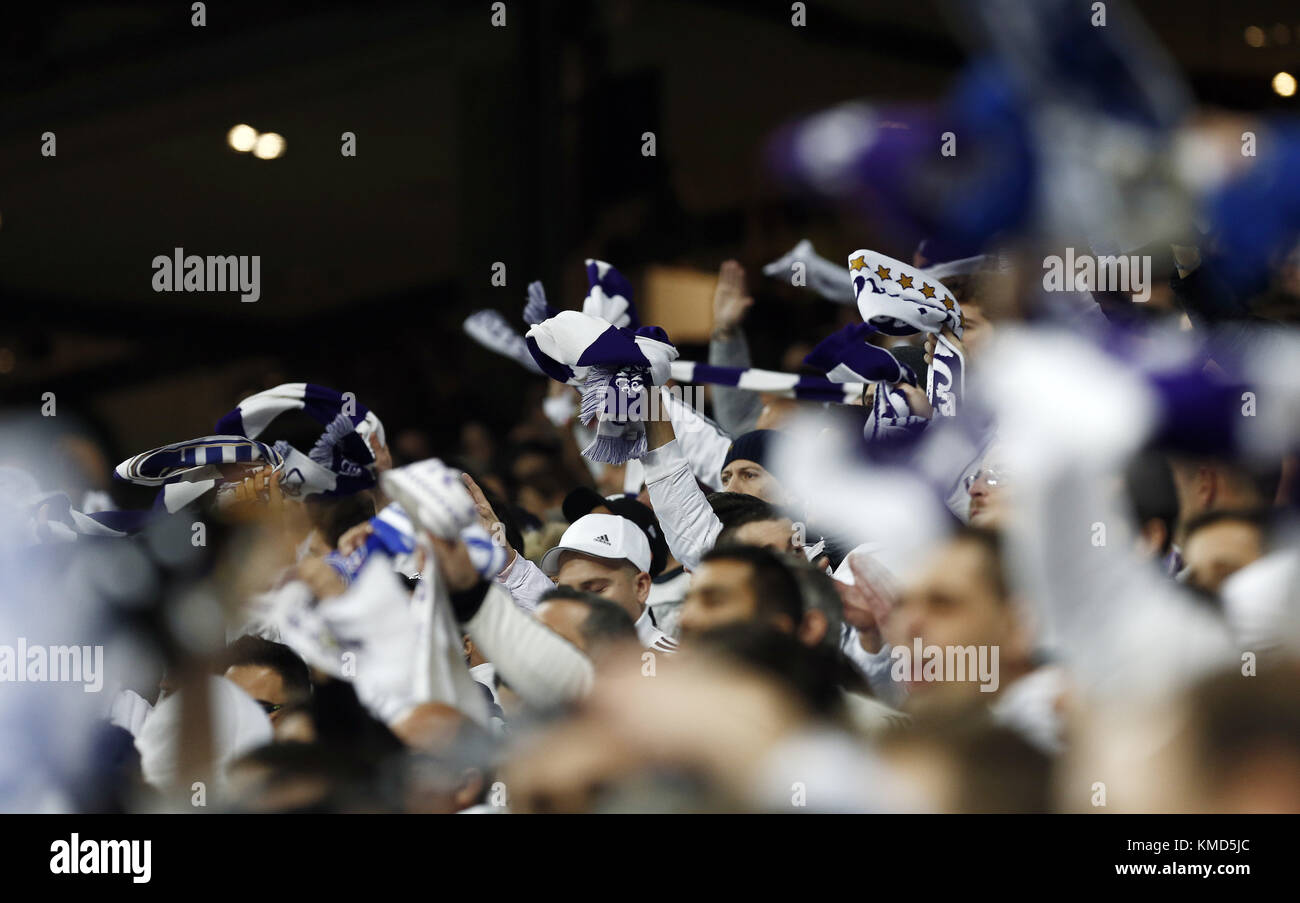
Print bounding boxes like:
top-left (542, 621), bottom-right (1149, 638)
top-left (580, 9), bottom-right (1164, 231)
top-left (1, 0), bottom-right (1297, 466)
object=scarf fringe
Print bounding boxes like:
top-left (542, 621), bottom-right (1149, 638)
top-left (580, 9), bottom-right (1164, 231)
top-left (583, 430), bottom-right (647, 464)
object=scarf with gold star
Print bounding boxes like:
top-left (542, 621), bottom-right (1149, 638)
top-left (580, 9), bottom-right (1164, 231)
top-left (849, 248), bottom-right (963, 337)
top-left (849, 248), bottom-right (965, 419)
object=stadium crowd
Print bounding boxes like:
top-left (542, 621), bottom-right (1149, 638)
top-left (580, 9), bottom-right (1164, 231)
top-left (4, 1), bottom-right (1300, 816)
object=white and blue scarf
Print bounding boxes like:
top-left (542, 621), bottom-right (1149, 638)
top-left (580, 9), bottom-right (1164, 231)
top-left (668, 360), bottom-right (863, 404)
top-left (466, 309), bottom-right (869, 407)
top-left (115, 435), bottom-right (284, 486)
top-left (849, 248), bottom-right (963, 337)
top-left (762, 239), bottom-right (858, 306)
top-left (215, 383), bottom-right (386, 498)
top-left (110, 434), bottom-right (287, 526)
top-left (580, 259), bottom-right (640, 328)
top-left (464, 309), bottom-right (544, 374)
top-left (526, 310), bottom-right (677, 464)
top-left (849, 248), bottom-right (965, 419)
top-left (523, 259), bottom-right (639, 328)
top-left (763, 238), bottom-right (990, 308)
top-left (803, 323), bottom-right (929, 441)
top-left (326, 469), bottom-right (507, 586)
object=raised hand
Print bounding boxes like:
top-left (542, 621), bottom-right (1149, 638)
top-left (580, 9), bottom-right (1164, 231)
top-left (712, 259), bottom-right (754, 338)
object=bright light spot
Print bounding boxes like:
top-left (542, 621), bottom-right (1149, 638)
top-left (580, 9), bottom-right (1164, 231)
top-left (228, 124), bottom-right (258, 152)
top-left (1245, 25), bottom-right (1265, 47)
top-left (252, 132), bottom-right (286, 159)
top-left (1273, 72), bottom-right (1297, 97)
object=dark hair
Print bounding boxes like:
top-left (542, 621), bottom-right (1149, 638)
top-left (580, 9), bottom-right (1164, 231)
top-left (699, 544), bottom-right (804, 625)
top-left (1171, 455), bottom-right (1284, 507)
top-left (1124, 450), bottom-right (1179, 555)
top-left (541, 587), bottom-right (638, 652)
top-left (951, 525), bottom-right (1009, 602)
top-left (787, 557), bottom-right (843, 647)
top-left (693, 623), bottom-right (843, 718)
top-left (707, 492), bottom-right (786, 546)
top-left (1182, 506), bottom-right (1273, 547)
top-left (308, 493), bottom-right (377, 547)
top-left (219, 635), bottom-right (312, 702)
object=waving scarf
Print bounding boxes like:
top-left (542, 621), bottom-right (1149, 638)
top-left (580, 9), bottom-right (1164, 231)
top-left (849, 248), bottom-right (965, 418)
top-left (215, 383), bottom-right (385, 498)
top-left (526, 310), bottom-right (677, 464)
top-left (803, 324), bottom-right (928, 441)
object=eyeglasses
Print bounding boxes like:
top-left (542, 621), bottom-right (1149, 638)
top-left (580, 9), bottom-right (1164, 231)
top-left (964, 466), bottom-right (1007, 492)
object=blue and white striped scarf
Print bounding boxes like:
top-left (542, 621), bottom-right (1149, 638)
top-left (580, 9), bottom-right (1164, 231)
top-left (803, 323), bottom-right (928, 442)
top-left (116, 435), bottom-right (284, 486)
top-left (581, 259), bottom-right (640, 328)
top-left (668, 361), bottom-right (862, 404)
top-left (526, 310), bottom-right (677, 463)
top-left (108, 434), bottom-right (287, 528)
top-left (215, 383), bottom-right (386, 498)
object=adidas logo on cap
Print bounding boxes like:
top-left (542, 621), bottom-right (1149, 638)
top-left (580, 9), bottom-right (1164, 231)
top-left (593, 534), bottom-right (611, 545)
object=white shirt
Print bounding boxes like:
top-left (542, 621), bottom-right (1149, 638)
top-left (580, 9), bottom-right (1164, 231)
top-left (642, 439), bottom-right (723, 572)
top-left (636, 606), bottom-right (679, 654)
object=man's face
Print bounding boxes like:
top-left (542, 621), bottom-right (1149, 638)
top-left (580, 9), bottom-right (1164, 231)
top-left (731, 517), bottom-right (799, 558)
top-left (679, 559), bottom-right (760, 639)
top-left (535, 599), bottom-right (592, 652)
top-left (224, 664), bottom-right (290, 723)
top-left (889, 538), bottom-right (1019, 701)
top-left (1182, 520), bottom-right (1264, 595)
top-left (554, 552), bottom-right (646, 621)
top-left (966, 447), bottom-right (1008, 528)
top-left (720, 459), bottom-right (784, 504)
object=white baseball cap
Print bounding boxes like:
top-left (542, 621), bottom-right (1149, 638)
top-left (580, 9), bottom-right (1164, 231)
top-left (541, 513), bottom-right (652, 576)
